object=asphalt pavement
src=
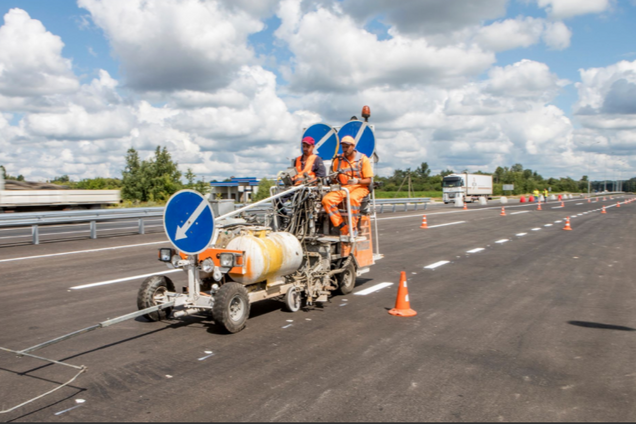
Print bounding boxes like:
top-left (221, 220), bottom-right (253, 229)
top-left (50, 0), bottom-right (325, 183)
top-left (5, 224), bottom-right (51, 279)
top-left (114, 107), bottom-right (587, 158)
top-left (1, 195), bottom-right (635, 422)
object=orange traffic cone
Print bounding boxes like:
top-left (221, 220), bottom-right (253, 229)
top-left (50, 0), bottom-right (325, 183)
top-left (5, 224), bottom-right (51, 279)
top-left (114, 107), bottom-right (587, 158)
top-left (587, 198), bottom-right (591, 203)
top-left (560, 201), bottom-right (565, 207)
top-left (420, 215), bottom-right (428, 229)
top-left (500, 206), bottom-right (506, 216)
top-left (603, 197), bottom-right (606, 201)
top-left (563, 217), bottom-right (572, 231)
top-left (537, 202), bottom-right (542, 211)
top-left (617, 202), bottom-right (620, 208)
top-left (388, 271), bottom-right (417, 317)
top-left (463, 202), bottom-right (467, 210)
top-left (601, 206), bottom-right (606, 214)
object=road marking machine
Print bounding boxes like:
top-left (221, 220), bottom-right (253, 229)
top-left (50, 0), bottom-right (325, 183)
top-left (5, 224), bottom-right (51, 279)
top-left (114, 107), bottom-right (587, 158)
top-left (0, 106), bottom-right (382, 414)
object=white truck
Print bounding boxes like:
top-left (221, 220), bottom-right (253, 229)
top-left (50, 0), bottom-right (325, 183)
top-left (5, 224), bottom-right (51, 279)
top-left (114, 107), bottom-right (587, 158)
top-left (442, 173), bottom-right (493, 204)
top-left (0, 174), bottom-right (120, 212)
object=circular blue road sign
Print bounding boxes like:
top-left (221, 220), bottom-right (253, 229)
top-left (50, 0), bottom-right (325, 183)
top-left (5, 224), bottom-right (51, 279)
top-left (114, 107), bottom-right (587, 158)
top-left (336, 121), bottom-right (376, 158)
top-left (302, 123), bottom-right (339, 161)
top-left (163, 190), bottom-right (215, 255)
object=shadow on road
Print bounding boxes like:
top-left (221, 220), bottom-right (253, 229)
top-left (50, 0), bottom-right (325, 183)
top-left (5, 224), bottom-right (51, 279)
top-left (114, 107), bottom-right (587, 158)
top-left (567, 320), bottom-right (635, 331)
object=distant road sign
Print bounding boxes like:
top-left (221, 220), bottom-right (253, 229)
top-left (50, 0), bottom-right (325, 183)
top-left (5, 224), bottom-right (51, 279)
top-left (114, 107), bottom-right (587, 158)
top-left (503, 184), bottom-right (514, 191)
top-left (302, 123), bottom-right (339, 161)
top-left (336, 120), bottom-right (375, 158)
top-left (163, 190), bottom-right (214, 255)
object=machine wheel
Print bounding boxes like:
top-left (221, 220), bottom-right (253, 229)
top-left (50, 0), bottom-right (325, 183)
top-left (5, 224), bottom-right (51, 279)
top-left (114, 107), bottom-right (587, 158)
top-left (283, 286), bottom-right (302, 312)
top-left (213, 282), bottom-right (250, 334)
top-left (137, 275), bottom-right (175, 321)
top-left (336, 262), bottom-right (357, 295)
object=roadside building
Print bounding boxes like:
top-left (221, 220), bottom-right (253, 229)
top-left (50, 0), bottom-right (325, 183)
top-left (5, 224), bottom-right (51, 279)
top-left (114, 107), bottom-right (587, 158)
top-left (209, 177), bottom-right (259, 202)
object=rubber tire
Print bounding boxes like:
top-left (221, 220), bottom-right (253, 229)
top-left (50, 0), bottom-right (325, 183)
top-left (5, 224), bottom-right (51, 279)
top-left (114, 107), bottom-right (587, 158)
top-left (213, 282), bottom-right (251, 334)
top-left (336, 262), bottom-right (357, 295)
top-left (137, 275), bottom-right (175, 322)
top-left (283, 286), bottom-right (302, 312)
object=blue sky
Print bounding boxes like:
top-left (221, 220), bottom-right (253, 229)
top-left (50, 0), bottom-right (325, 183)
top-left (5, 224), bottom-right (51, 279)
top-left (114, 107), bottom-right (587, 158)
top-left (0, 0), bottom-right (635, 182)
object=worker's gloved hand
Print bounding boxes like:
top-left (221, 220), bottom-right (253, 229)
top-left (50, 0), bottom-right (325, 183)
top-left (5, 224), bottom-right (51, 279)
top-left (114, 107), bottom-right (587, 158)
top-left (348, 178), bottom-right (359, 185)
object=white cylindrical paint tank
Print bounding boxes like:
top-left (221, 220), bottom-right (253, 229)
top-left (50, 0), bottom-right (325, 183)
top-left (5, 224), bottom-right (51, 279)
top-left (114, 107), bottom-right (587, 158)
top-left (227, 231), bottom-right (303, 285)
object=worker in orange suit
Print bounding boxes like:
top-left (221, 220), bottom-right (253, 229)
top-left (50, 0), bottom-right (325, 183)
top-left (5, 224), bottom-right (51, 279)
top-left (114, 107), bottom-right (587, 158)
top-left (322, 135), bottom-right (373, 237)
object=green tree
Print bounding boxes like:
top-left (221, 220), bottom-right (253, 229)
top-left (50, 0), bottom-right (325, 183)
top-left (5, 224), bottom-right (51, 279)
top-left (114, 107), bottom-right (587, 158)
top-left (146, 146), bottom-right (182, 202)
top-left (440, 169), bottom-right (455, 177)
top-left (253, 178), bottom-right (274, 201)
top-left (121, 148), bottom-right (144, 201)
top-left (184, 168), bottom-right (196, 189)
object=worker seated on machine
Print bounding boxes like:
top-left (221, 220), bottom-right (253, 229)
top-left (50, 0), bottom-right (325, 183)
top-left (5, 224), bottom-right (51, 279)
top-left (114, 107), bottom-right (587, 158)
top-left (322, 135), bottom-right (373, 238)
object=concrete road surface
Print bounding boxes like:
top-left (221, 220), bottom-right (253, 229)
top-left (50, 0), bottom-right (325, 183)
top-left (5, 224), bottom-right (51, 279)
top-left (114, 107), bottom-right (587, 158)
top-left (0, 195), bottom-right (635, 422)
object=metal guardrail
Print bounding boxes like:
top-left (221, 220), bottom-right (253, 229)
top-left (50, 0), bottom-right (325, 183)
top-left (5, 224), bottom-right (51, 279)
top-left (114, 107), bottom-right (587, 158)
top-left (0, 198), bottom-right (435, 245)
top-left (0, 207), bottom-right (163, 245)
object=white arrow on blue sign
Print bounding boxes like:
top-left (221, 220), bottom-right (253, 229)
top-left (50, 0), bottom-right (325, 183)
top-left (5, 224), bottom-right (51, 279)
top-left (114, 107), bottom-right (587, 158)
top-left (163, 190), bottom-right (215, 255)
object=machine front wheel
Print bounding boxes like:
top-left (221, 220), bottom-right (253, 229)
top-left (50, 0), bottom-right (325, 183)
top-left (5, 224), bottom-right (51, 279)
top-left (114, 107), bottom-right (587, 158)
top-left (137, 275), bottom-right (175, 321)
top-left (283, 286), bottom-right (302, 312)
top-left (213, 282), bottom-right (251, 333)
top-left (336, 262), bottom-right (357, 295)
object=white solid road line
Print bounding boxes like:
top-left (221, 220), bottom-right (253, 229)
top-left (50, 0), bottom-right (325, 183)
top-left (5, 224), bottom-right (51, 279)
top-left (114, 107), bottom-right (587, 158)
top-left (551, 206), bottom-right (563, 209)
top-left (425, 260), bottom-right (450, 269)
top-left (354, 282), bottom-right (394, 295)
top-left (510, 211), bottom-right (530, 215)
top-left (466, 248), bottom-right (485, 253)
top-left (516, 233), bottom-right (527, 236)
top-left (495, 239), bottom-right (508, 243)
top-left (71, 269), bottom-right (181, 290)
top-left (0, 240), bottom-right (171, 263)
top-left (427, 221), bottom-right (466, 228)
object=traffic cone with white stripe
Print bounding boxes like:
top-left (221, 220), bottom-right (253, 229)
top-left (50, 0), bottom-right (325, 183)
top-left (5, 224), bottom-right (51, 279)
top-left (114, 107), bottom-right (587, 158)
top-left (561, 201), bottom-right (565, 207)
top-left (603, 197), bottom-right (607, 201)
top-left (587, 198), bottom-right (591, 203)
top-left (500, 206), bottom-right (506, 216)
top-left (602, 205), bottom-right (607, 214)
top-left (617, 202), bottom-right (620, 208)
top-left (420, 215), bottom-right (428, 229)
top-left (537, 202), bottom-right (542, 211)
top-left (463, 202), bottom-right (467, 210)
top-left (563, 217), bottom-right (572, 231)
top-left (388, 271), bottom-right (417, 317)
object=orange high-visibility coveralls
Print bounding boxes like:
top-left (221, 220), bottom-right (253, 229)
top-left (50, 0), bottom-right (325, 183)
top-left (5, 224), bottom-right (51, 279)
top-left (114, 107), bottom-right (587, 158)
top-left (322, 151), bottom-right (373, 234)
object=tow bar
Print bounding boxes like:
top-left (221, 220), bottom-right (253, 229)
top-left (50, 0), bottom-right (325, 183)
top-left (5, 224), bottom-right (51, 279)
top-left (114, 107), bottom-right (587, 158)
top-left (0, 301), bottom-right (175, 414)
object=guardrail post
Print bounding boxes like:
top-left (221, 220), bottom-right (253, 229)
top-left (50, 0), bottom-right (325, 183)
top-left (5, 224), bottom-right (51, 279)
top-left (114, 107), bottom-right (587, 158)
top-left (424, 202), bottom-right (428, 210)
top-left (404, 203), bottom-right (408, 212)
top-left (415, 203), bottom-right (418, 211)
top-left (392, 204), bottom-right (396, 213)
top-left (32, 225), bottom-right (39, 245)
top-left (380, 204), bottom-right (384, 213)
top-left (138, 218), bottom-right (145, 235)
top-left (90, 221), bottom-right (97, 239)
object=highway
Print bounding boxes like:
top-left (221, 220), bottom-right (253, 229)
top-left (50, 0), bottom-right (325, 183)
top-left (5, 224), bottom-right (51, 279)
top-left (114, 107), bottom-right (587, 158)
top-left (1, 195), bottom-right (635, 421)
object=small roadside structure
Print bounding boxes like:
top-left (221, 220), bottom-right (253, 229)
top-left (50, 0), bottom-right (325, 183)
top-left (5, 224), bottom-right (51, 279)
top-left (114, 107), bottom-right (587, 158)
top-left (210, 177), bottom-right (260, 202)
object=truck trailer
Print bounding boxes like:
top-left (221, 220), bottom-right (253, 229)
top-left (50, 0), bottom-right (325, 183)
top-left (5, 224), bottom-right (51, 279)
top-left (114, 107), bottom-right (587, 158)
top-left (0, 175), bottom-right (120, 212)
top-left (442, 173), bottom-right (493, 203)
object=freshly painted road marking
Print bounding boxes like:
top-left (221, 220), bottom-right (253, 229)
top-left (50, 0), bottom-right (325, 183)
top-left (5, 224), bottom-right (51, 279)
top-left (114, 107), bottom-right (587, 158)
top-left (576, 203), bottom-right (583, 205)
top-left (510, 211), bottom-right (529, 215)
top-left (355, 282), bottom-right (394, 295)
top-left (555, 220), bottom-right (562, 223)
top-left (198, 352), bottom-right (215, 361)
top-left (466, 248), bottom-right (485, 253)
top-left (495, 239), bottom-right (508, 243)
top-left (425, 261), bottom-right (450, 269)
top-left (516, 233), bottom-right (527, 236)
top-left (282, 324), bottom-right (293, 329)
top-left (552, 206), bottom-right (563, 209)
top-left (427, 221), bottom-right (466, 228)
top-left (71, 269), bottom-right (181, 289)
top-left (0, 241), bottom-right (170, 263)
top-left (532, 228), bottom-right (541, 231)
top-left (544, 224), bottom-right (553, 227)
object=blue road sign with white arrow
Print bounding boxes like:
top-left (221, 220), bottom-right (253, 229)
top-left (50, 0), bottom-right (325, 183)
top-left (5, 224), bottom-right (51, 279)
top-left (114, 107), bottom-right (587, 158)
top-left (302, 123), bottom-right (339, 160)
top-left (336, 120), bottom-right (375, 158)
top-left (163, 190), bottom-right (215, 255)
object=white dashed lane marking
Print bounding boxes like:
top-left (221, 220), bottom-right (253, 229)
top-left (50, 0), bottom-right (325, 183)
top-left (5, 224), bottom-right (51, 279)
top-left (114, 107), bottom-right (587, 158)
top-left (495, 239), bottom-right (509, 243)
top-left (466, 248), bottom-right (485, 253)
top-left (355, 282), bottom-right (394, 295)
top-left (425, 261), bottom-right (450, 269)
top-left (516, 233), bottom-right (527, 236)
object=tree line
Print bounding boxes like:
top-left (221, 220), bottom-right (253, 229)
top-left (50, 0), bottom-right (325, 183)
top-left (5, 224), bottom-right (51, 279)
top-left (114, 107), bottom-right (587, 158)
top-left (375, 162), bottom-right (636, 195)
